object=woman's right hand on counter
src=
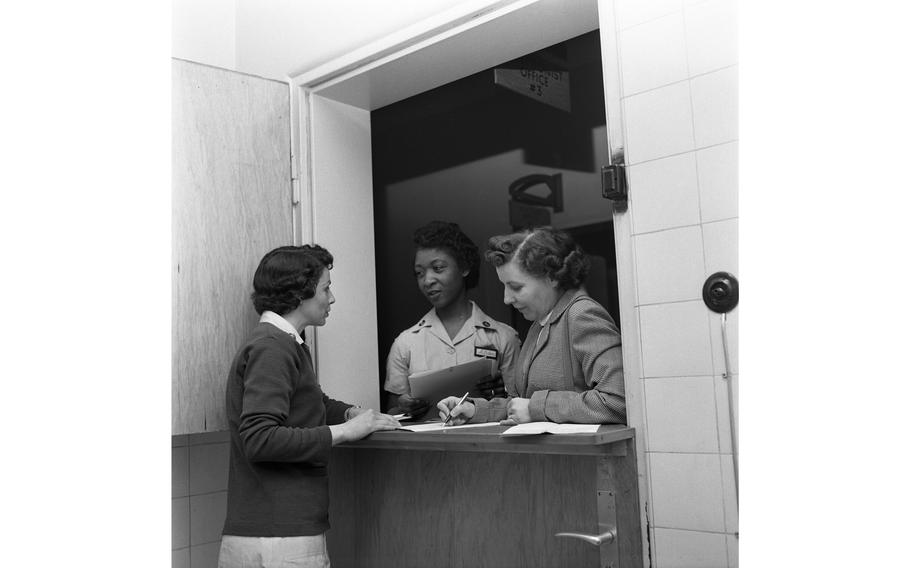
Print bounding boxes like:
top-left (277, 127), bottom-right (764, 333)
top-left (333, 410), bottom-right (400, 444)
top-left (436, 396), bottom-right (475, 426)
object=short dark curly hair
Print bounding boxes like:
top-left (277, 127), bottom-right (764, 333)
top-left (250, 245), bottom-right (334, 315)
top-left (413, 221), bottom-right (481, 289)
top-left (485, 227), bottom-right (589, 290)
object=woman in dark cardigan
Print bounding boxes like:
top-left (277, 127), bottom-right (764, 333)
top-left (437, 227), bottom-right (626, 425)
top-left (218, 245), bottom-right (400, 568)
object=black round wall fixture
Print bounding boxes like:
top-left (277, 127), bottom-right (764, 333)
top-left (702, 272), bottom-right (739, 314)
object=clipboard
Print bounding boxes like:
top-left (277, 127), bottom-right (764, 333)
top-left (407, 357), bottom-right (494, 409)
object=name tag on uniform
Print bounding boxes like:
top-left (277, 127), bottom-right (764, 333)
top-left (474, 346), bottom-right (499, 360)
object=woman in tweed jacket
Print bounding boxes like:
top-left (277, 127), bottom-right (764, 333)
top-left (437, 227), bottom-right (626, 425)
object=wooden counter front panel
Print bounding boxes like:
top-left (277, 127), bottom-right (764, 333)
top-left (328, 449), bottom-right (608, 568)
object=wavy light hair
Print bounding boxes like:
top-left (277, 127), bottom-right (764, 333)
top-left (485, 227), bottom-right (589, 290)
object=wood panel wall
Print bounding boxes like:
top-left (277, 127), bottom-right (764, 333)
top-left (328, 449), bottom-right (604, 567)
top-left (172, 59), bottom-right (292, 434)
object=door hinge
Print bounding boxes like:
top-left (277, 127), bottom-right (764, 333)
top-left (291, 153), bottom-right (300, 206)
top-left (601, 164), bottom-right (628, 206)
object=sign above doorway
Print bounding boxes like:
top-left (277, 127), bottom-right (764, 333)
top-left (494, 68), bottom-right (571, 112)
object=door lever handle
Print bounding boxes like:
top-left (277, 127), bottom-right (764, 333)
top-left (555, 527), bottom-right (616, 546)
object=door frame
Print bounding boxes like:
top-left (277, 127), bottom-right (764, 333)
top-left (288, 0), bottom-right (647, 554)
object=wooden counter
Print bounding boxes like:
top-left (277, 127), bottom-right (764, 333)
top-left (327, 424), bottom-right (642, 568)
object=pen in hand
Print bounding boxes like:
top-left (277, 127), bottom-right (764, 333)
top-left (442, 391), bottom-right (470, 427)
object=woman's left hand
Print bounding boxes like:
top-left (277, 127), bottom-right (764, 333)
top-left (473, 374), bottom-right (506, 399)
top-left (505, 398), bottom-right (531, 423)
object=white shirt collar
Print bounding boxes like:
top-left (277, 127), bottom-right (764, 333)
top-left (260, 310), bottom-right (304, 344)
top-left (421, 300), bottom-right (482, 327)
top-left (538, 308), bottom-right (554, 326)
top-left (420, 301), bottom-right (482, 345)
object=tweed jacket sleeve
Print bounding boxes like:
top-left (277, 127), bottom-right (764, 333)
top-left (527, 297), bottom-right (626, 424)
top-left (496, 328), bottom-right (521, 384)
top-left (467, 395), bottom-right (510, 423)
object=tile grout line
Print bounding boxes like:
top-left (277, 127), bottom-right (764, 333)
top-left (651, 525), bottom-right (737, 536)
top-left (636, 297), bottom-right (704, 308)
top-left (621, 64), bottom-right (738, 100)
top-left (624, 140), bottom-right (739, 171)
top-left (618, 8), bottom-right (681, 34)
top-left (616, 0), bottom-right (726, 36)
top-left (188, 488), bottom-right (229, 498)
top-left (632, 215), bottom-right (739, 238)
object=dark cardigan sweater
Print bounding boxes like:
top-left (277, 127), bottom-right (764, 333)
top-left (222, 323), bottom-right (352, 537)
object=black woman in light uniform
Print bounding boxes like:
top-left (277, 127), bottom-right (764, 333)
top-left (384, 221), bottom-right (521, 418)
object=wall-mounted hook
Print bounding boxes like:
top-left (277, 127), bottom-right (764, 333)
top-left (702, 271), bottom-right (739, 314)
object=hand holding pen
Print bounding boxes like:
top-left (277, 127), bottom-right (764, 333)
top-left (437, 392), bottom-right (475, 426)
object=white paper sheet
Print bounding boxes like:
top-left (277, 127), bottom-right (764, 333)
top-left (500, 422), bottom-right (600, 436)
top-left (398, 422), bottom-right (499, 432)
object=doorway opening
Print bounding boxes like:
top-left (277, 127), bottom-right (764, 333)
top-left (370, 30), bottom-right (619, 408)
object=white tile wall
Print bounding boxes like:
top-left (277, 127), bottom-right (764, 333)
top-left (615, 0), bottom-right (683, 30)
top-left (191, 542), bottom-right (222, 568)
top-left (649, 452), bottom-right (726, 532)
top-left (654, 528), bottom-right (729, 568)
top-left (173, 497), bottom-right (190, 550)
top-left (635, 226), bottom-right (705, 305)
top-left (685, 0), bottom-right (738, 77)
top-left (720, 454), bottom-right (738, 533)
top-left (174, 432), bottom-right (230, 567)
top-left (190, 492), bottom-right (228, 546)
top-left (620, 13), bottom-right (689, 96)
top-left (629, 153), bottom-right (701, 234)
top-left (726, 534), bottom-right (739, 568)
top-left (713, 374), bottom-right (737, 454)
top-left (696, 142), bottom-right (738, 222)
top-left (173, 445), bottom-right (189, 498)
top-left (624, 81), bottom-right (695, 164)
top-left (615, 0), bottom-right (739, 564)
top-left (173, 548), bottom-right (190, 568)
top-left (702, 218), bottom-right (738, 276)
top-left (189, 442), bottom-right (230, 494)
top-left (639, 301), bottom-right (714, 377)
top-left (644, 377), bottom-right (719, 452)
top-left (690, 66), bottom-right (738, 148)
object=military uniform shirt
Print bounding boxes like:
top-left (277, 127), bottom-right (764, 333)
top-left (384, 301), bottom-right (520, 395)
